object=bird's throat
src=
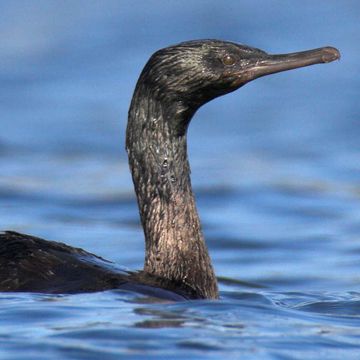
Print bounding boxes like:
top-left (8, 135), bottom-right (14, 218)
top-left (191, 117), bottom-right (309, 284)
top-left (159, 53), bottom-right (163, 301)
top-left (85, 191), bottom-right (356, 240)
top-left (126, 90), bottom-right (218, 299)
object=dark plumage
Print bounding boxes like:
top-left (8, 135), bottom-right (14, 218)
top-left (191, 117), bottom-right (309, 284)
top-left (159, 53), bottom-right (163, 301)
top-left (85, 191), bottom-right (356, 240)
top-left (0, 40), bottom-right (340, 300)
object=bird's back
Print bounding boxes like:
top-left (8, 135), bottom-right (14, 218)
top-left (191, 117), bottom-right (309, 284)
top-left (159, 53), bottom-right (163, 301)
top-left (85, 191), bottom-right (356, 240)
top-left (0, 232), bottom-right (193, 300)
top-left (0, 231), bottom-right (125, 293)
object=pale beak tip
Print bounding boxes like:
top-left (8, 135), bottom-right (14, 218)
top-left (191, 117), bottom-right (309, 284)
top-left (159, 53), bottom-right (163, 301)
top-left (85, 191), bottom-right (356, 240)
top-left (321, 47), bottom-right (341, 63)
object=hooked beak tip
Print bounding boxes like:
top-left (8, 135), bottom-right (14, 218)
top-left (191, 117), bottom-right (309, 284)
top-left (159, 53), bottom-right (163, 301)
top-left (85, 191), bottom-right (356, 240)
top-left (321, 47), bottom-right (341, 63)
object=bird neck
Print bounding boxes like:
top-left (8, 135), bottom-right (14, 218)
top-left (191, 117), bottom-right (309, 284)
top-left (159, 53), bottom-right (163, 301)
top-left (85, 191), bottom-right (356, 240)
top-left (126, 85), bottom-right (218, 299)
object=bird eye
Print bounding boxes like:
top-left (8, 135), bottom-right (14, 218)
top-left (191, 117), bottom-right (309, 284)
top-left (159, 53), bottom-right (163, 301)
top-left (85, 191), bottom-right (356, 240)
top-left (222, 54), bottom-right (236, 66)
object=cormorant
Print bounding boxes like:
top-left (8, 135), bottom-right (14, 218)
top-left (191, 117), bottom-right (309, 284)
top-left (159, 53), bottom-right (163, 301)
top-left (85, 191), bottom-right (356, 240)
top-left (0, 40), bottom-right (340, 300)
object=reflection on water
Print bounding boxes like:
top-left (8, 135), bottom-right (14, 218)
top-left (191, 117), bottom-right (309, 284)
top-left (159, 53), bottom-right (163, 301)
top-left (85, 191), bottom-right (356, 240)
top-left (1, 290), bottom-right (360, 358)
top-left (1, 1), bottom-right (360, 359)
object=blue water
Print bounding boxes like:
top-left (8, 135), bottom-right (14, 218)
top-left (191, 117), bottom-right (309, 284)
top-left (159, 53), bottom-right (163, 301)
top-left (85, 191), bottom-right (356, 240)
top-left (1, 1), bottom-right (360, 359)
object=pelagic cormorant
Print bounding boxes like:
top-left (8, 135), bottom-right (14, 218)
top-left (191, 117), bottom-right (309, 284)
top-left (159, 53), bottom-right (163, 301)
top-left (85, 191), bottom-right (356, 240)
top-left (0, 40), bottom-right (340, 300)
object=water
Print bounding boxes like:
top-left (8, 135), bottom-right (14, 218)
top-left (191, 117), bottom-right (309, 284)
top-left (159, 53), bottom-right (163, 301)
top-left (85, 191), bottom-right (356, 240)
top-left (0, 1), bottom-right (359, 359)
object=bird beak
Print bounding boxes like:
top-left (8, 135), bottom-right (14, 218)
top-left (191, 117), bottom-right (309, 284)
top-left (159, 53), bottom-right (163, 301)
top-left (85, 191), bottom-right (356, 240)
top-left (235, 46), bottom-right (340, 85)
